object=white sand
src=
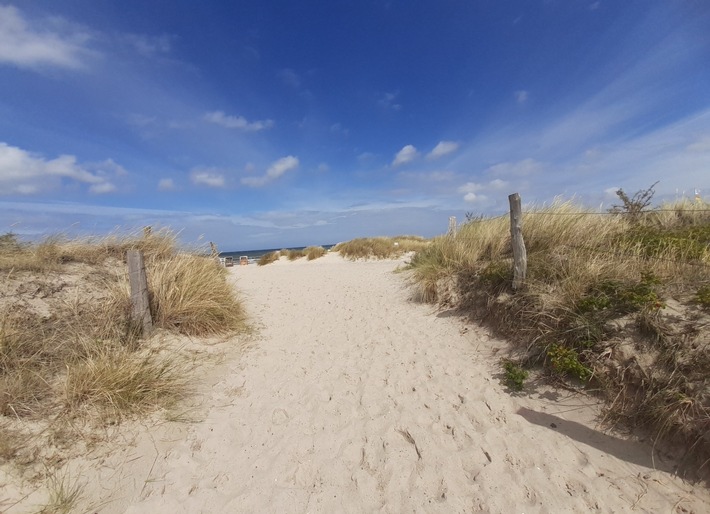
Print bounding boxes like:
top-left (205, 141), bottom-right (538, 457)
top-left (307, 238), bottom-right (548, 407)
top-left (13, 252), bottom-right (709, 512)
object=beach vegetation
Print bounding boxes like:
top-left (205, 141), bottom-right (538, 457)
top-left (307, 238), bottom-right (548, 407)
top-left (501, 359), bottom-right (528, 391)
top-left (696, 286), bottom-right (710, 309)
top-left (304, 246), bottom-right (327, 260)
top-left (257, 251), bottom-right (281, 266)
top-left (40, 469), bottom-right (83, 514)
top-left (408, 194), bottom-right (710, 472)
top-left (335, 235), bottom-right (430, 260)
top-left (0, 229), bottom-right (246, 482)
top-left (282, 249), bottom-right (305, 260)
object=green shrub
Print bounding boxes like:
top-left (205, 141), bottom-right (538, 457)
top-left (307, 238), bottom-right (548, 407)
top-left (696, 286), bottom-right (710, 309)
top-left (547, 344), bottom-right (592, 381)
top-left (502, 360), bottom-right (528, 391)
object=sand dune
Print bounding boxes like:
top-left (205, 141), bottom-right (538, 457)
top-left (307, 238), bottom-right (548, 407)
top-left (49, 253), bottom-right (710, 512)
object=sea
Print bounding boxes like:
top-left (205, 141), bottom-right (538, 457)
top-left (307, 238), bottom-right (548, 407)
top-left (220, 244), bottom-right (337, 264)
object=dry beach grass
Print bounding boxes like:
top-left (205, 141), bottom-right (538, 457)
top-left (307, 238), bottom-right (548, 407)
top-left (0, 230), bottom-right (246, 512)
top-left (60, 251), bottom-right (710, 512)
top-left (409, 198), bottom-right (710, 475)
top-left (2, 217), bottom-right (710, 512)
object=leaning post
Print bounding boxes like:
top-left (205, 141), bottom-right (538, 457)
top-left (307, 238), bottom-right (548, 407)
top-left (127, 250), bottom-right (153, 336)
top-left (448, 216), bottom-right (457, 237)
top-left (508, 193), bottom-right (527, 290)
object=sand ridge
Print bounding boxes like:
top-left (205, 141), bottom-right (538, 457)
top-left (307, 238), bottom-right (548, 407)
top-left (60, 252), bottom-right (710, 512)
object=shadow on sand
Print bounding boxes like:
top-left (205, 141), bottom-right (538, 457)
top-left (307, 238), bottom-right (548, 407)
top-left (516, 407), bottom-right (681, 475)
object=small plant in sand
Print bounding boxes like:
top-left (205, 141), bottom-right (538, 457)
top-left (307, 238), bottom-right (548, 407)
top-left (696, 286), bottom-right (710, 309)
top-left (502, 359), bottom-right (528, 391)
top-left (40, 469), bottom-right (83, 514)
top-left (546, 344), bottom-right (592, 381)
top-left (607, 181), bottom-right (658, 221)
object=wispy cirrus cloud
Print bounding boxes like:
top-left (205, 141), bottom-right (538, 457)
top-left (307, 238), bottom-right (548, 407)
top-left (427, 141), bottom-right (459, 160)
top-left (392, 145), bottom-right (418, 167)
top-left (278, 68), bottom-right (301, 88)
top-left (204, 111), bottom-right (274, 132)
top-left (0, 142), bottom-right (117, 195)
top-left (485, 158), bottom-right (544, 177)
top-left (157, 178), bottom-right (177, 191)
top-left (378, 91), bottom-right (402, 111)
top-left (190, 168), bottom-right (226, 188)
top-left (241, 156), bottom-right (299, 187)
top-left (0, 5), bottom-right (94, 70)
top-left (123, 33), bottom-right (173, 57)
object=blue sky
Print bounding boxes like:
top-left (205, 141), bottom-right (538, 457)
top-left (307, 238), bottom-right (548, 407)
top-left (1, 1), bottom-right (709, 251)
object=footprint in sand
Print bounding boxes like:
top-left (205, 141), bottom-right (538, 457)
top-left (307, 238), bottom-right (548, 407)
top-left (272, 408), bottom-right (290, 425)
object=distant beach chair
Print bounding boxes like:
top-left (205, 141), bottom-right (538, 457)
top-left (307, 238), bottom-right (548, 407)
top-left (240, 256), bottom-right (249, 266)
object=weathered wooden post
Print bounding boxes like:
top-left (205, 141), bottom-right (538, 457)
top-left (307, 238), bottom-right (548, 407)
top-left (127, 250), bottom-right (153, 336)
top-left (448, 216), bottom-right (457, 236)
top-left (508, 193), bottom-right (527, 290)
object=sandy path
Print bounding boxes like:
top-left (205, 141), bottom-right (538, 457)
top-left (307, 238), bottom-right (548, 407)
top-left (69, 253), bottom-right (709, 512)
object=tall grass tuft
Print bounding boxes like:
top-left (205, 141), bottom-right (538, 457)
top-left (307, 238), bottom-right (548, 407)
top-left (148, 254), bottom-right (246, 335)
top-left (281, 249), bottom-right (305, 260)
top-left (63, 348), bottom-right (187, 418)
top-left (257, 251), bottom-right (280, 266)
top-left (304, 246), bottom-right (327, 260)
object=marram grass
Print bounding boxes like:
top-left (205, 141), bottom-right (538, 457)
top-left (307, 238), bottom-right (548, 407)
top-left (408, 199), bottom-right (710, 472)
top-left (0, 229), bottom-right (247, 466)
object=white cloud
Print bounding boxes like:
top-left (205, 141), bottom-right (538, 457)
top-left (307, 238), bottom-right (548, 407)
top-left (0, 5), bottom-right (92, 70)
top-left (463, 192), bottom-right (487, 203)
top-left (124, 33), bottom-right (172, 57)
top-left (488, 178), bottom-right (509, 190)
top-left (204, 111), bottom-right (274, 132)
top-left (158, 178), bottom-right (177, 191)
top-left (90, 158), bottom-right (128, 176)
top-left (317, 163), bottom-right (329, 173)
top-left (427, 141), bottom-right (460, 160)
top-left (378, 92), bottom-right (402, 111)
top-left (279, 68), bottom-right (301, 88)
top-left (89, 182), bottom-right (116, 194)
top-left (458, 182), bottom-right (485, 195)
top-left (0, 142), bottom-right (116, 195)
top-left (190, 169), bottom-right (225, 188)
top-left (457, 180), bottom-right (509, 203)
top-left (241, 156), bottom-right (299, 187)
top-left (392, 145), bottom-right (419, 167)
top-left (330, 123), bottom-right (349, 136)
top-left (687, 135), bottom-right (710, 153)
top-left (486, 158), bottom-right (544, 177)
top-left (515, 90), bottom-right (529, 104)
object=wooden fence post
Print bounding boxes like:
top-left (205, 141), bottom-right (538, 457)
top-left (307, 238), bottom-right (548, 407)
top-left (127, 250), bottom-right (153, 336)
top-left (508, 193), bottom-right (527, 290)
top-left (448, 216), bottom-right (457, 236)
